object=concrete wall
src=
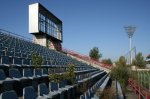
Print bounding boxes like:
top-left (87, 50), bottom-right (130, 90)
top-left (33, 35), bottom-right (46, 47)
top-left (29, 3), bottom-right (39, 33)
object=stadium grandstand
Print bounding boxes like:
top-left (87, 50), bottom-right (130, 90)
top-left (0, 2), bottom-right (117, 99)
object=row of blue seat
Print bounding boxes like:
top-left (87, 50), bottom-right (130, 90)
top-left (0, 68), bottom-right (47, 95)
top-left (0, 67), bottom-right (98, 84)
top-left (0, 64), bottom-right (97, 76)
top-left (0, 67), bottom-right (100, 95)
top-left (0, 31), bottom-right (87, 67)
top-left (0, 29), bottom-right (107, 99)
top-left (0, 81), bottom-right (74, 99)
top-left (76, 70), bottom-right (102, 82)
top-left (80, 74), bottom-right (110, 99)
top-left (0, 68), bottom-right (104, 99)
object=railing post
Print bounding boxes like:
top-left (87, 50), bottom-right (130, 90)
top-left (148, 73), bottom-right (150, 91)
top-left (145, 92), bottom-right (148, 99)
top-left (143, 72), bottom-right (145, 88)
top-left (134, 80), bottom-right (136, 94)
top-left (131, 79), bottom-right (134, 88)
top-left (137, 71), bottom-right (139, 84)
top-left (128, 79), bottom-right (131, 87)
top-left (141, 73), bottom-right (142, 87)
top-left (138, 86), bottom-right (140, 99)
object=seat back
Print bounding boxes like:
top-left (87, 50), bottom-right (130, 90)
top-left (85, 91), bottom-right (90, 99)
top-left (0, 69), bottom-right (6, 80)
top-left (89, 88), bottom-right (94, 97)
top-left (23, 68), bottom-right (33, 77)
top-left (42, 68), bottom-right (48, 75)
top-left (49, 82), bottom-right (58, 91)
top-left (80, 95), bottom-right (85, 99)
top-left (23, 86), bottom-right (36, 99)
top-left (9, 69), bottom-right (22, 78)
top-left (2, 56), bottom-right (10, 64)
top-left (38, 83), bottom-right (49, 96)
top-left (59, 80), bottom-right (67, 88)
top-left (34, 68), bottom-right (42, 76)
top-left (0, 90), bottom-right (18, 99)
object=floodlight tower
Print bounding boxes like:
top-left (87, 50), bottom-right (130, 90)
top-left (124, 25), bottom-right (136, 64)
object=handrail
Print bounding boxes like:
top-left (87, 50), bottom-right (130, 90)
top-left (62, 48), bottom-right (112, 69)
top-left (128, 78), bottom-right (150, 99)
top-left (0, 28), bottom-right (32, 43)
top-left (115, 80), bottom-right (124, 99)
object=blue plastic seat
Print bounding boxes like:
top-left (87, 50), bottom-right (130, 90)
top-left (5, 51), bottom-right (14, 57)
top-left (23, 68), bottom-right (41, 91)
top-left (59, 80), bottom-right (67, 88)
top-left (85, 90), bottom-right (91, 99)
top-left (22, 58), bottom-right (30, 65)
top-left (80, 95), bottom-right (85, 99)
top-left (23, 68), bottom-right (33, 78)
top-left (34, 68), bottom-right (42, 77)
top-left (21, 53), bottom-right (27, 58)
top-left (9, 68), bottom-right (30, 89)
top-left (49, 82), bottom-right (58, 92)
top-left (42, 68), bottom-right (48, 76)
top-left (13, 57), bottom-right (22, 65)
top-left (0, 69), bottom-right (7, 81)
top-left (9, 69), bottom-right (27, 80)
top-left (0, 50), bottom-right (4, 56)
top-left (0, 90), bottom-right (18, 99)
top-left (14, 52), bottom-right (21, 57)
top-left (38, 83), bottom-right (49, 96)
top-left (1, 56), bottom-right (10, 65)
top-left (0, 69), bottom-right (15, 84)
top-left (0, 69), bottom-right (16, 93)
top-left (23, 86), bottom-right (36, 99)
top-left (38, 83), bottom-right (59, 99)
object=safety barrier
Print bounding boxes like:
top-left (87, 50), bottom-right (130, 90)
top-left (115, 81), bottom-right (124, 99)
top-left (128, 78), bottom-right (150, 99)
top-left (62, 48), bottom-right (112, 69)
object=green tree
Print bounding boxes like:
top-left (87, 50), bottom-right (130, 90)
top-left (66, 64), bottom-right (75, 85)
top-left (115, 56), bottom-right (126, 67)
top-left (110, 56), bottom-right (129, 91)
top-left (102, 58), bottom-right (112, 65)
top-left (132, 52), bottom-right (146, 68)
top-left (89, 47), bottom-right (102, 61)
top-left (31, 53), bottom-right (43, 68)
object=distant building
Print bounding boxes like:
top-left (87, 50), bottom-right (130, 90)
top-left (29, 3), bottom-right (62, 51)
top-left (146, 54), bottom-right (150, 68)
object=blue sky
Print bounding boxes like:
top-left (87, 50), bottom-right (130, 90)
top-left (0, 0), bottom-right (150, 61)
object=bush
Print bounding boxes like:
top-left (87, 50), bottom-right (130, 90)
top-left (48, 64), bottom-right (75, 85)
top-left (48, 73), bottom-right (62, 83)
top-left (132, 52), bottom-right (146, 68)
top-left (31, 53), bottom-right (43, 68)
top-left (65, 64), bottom-right (75, 85)
top-left (110, 56), bottom-right (129, 91)
top-left (98, 88), bottom-right (115, 99)
top-left (102, 58), bottom-right (113, 65)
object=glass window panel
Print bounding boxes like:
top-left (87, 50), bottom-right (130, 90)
top-left (38, 13), bottom-right (62, 40)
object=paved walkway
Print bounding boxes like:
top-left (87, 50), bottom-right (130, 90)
top-left (125, 85), bottom-right (138, 99)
